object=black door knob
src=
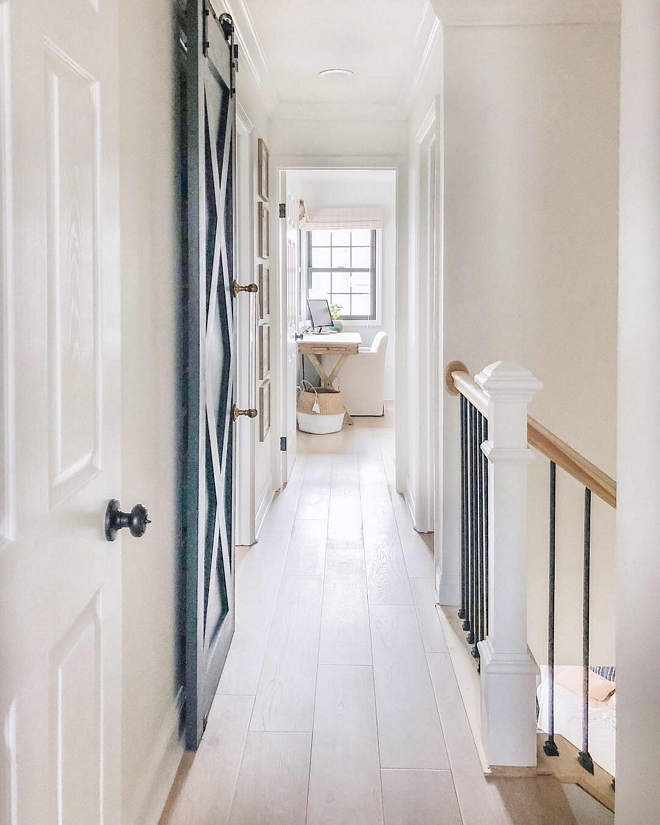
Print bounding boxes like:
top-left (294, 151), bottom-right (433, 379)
top-left (105, 500), bottom-right (151, 542)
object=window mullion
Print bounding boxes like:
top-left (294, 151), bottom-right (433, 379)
top-left (306, 228), bottom-right (378, 322)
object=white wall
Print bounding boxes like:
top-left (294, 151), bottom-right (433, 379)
top-left (119, 2), bottom-right (182, 821)
top-left (270, 118), bottom-right (407, 160)
top-left (617, 0), bottom-right (660, 818)
top-left (289, 169), bottom-right (397, 399)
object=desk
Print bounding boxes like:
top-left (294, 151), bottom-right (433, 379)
top-left (298, 332), bottom-right (362, 389)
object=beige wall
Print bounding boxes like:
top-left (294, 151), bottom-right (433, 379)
top-left (119, 1), bottom-right (181, 822)
top-left (437, 23), bottom-right (620, 664)
top-left (617, 0), bottom-right (660, 818)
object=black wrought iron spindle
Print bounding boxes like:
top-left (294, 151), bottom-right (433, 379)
top-left (467, 404), bottom-right (478, 646)
top-left (459, 395), bottom-right (468, 623)
top-left (479, 414), bottom-right (488, 647)
top-left (483, 417), bottom-right (489, 639)
top-left (578, 487), bottom-right (595, 775)
top-left (544, 462), bottom-right (559, 757)
top-left (472, 411), bottom-right (483, 659)
top-left (463, 401), bottom-right (473, 634)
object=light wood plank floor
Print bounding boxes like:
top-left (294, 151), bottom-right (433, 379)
top-left (161, 406), bottom-right (578, 825)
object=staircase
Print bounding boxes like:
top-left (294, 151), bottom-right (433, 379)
top-left (443, 360), bottom-right (616, 816)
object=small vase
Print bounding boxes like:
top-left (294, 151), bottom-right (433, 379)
top-left (333, 319), bottom-right (343, 332)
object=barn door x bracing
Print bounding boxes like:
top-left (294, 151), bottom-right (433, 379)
top-left (180, 1), bottom-right (239, 749)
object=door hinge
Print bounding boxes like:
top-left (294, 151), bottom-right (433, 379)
top-left (202, 4), bottom-right (210, 55)
top-left (279, 203), bottom-right (286, 218)
top-left (280, 437), bottom-right (287, 451)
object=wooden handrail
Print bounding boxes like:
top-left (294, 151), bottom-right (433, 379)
top-left (450, 369), bottom-right (488, 417)
top-left (527, 418), bottom-right (616, 509)
top-left (445, 365), bottom-right (617, 509)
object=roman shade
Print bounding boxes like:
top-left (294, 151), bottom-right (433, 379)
top-left (302, 206), bottom-right (384, 231)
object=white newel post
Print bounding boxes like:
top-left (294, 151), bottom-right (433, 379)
top-left (475, 361), bottom-right (543, 767)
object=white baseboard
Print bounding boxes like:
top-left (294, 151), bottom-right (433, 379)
top-left (128, 688), bottom-right (184, 825)
top-left (404, 477), bottom-right (416, 525)
top-left (255, 476), bottom-right (274, 539)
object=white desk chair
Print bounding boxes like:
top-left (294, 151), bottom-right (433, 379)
top-left (322, 331), bottom-right (388, 416)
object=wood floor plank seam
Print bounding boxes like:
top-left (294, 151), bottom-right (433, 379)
top-left (249, 575), bottom-right (324, 732)
top-left (217, 529), bottom-right (294, 696)
top-left (371, 447), bottom-right (453, 773)
top-left (307, 664), bottom-right (384, 824)
top-left (363, 516), bottom-right (386, 818)
top-left (359, 449), bottom-right (414, 607)
top-left (304, 494), bottom-right (329, 825)
top-left (246, 530), bottom-right (295, 689)
top-left (374, 435), bottom-right (461, 813)
top-left (359, 447), bottom-right (391, 810)
top-left (421, 651), bottom-right (466, 824)
top-left (240, 528), bottom-right (296, 720)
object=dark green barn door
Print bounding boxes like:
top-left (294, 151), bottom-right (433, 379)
top-left (180, 1), bottom-right (238, 750)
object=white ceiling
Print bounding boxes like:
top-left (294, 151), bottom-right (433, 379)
top-left (240, 0), bottom-right (427, 108)
top-left (225, 0), bottom-right (619, 117)
top-left (290, 169), bottom-right (397, 186)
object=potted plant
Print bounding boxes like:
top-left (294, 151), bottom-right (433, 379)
top-left (329, 303), bottom-right (344, 332)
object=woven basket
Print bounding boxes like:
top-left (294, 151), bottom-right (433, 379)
top-left (297, 387), bottom-right (346, 416)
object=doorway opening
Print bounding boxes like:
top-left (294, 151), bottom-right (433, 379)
top-left (276, 168), bottom-right (398, 484)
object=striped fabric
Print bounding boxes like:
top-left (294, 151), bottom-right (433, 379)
top-left (590, 666), bottom-right (616, 682)
top-left (303, 206), bottom-right (384, 231)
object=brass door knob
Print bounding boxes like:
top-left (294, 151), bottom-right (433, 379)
top-left (233, 281), bottom-right (258, 297)
top-left (233, 405), bottom-right (258, 421)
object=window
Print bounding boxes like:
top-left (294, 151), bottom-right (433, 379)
top-left (307, 229), bottom-right (377, 321)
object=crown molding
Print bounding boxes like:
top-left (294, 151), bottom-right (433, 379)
top-left (211, 0), bottom-right (280, 111)
top-left (414, 100), bottom-right (436, 145)
top-left (397, 1), bottom-right (441, 112)
top-left (236, 99), bottom-right (254, 133)
top-left (430, 0), bottom-right (620, 27)
top-left (270, 101), bottom-right (408, 123)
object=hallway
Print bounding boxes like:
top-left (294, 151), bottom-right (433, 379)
top-left (161, 414), bottom-right (574, 825)
top-left (160, 410), bottom-right (577, 825)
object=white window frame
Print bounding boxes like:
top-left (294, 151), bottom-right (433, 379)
top-left (305, 228), bottom-right (382, 326)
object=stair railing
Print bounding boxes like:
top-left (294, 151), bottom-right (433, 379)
top-left (445, 360), bottom-right (616, 775)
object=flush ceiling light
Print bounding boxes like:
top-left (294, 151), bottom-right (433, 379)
top-left (318, 68), bottom-right (354, 79)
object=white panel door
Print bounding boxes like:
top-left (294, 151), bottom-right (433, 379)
top-left (0, 0), bottom-right (123, 821)
top-left (278, 181), bottom-right (299, 483)
top-left (234, 120), bottom-right (257, 546)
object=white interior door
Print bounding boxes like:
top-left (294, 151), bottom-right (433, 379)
top-left (413, 125), bottom-right (438, 533)
top-left (0, 0), bottom-right (123, 821)
top-left (235, 119), bottom-right (257, 545)
top-left (278, 175), bottom-right (299, 483)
